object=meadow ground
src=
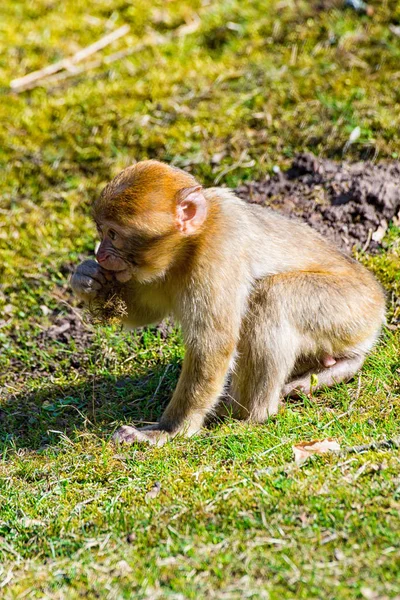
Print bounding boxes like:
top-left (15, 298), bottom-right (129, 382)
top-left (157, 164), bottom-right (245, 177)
top-left (0, 1), bottom-right (399, 598)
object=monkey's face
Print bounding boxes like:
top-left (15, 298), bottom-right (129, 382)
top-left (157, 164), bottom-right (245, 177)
top-left (93, 161), bottom-right (208, 284)
top-left (95, 220), bottom-right (133, 283)
top-left (95, 218), bottom-right (182, 283)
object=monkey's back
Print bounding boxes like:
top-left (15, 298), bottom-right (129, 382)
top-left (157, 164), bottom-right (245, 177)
top-left (209, 188), bottom-right (379, 282)
top-left (206, 188), bottom-right (386, 339)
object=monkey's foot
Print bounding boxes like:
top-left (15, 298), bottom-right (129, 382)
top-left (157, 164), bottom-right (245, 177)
top-left (112, 425), bottom-right (169, 447)
top-left (283, 356), bottom-right (364, 397)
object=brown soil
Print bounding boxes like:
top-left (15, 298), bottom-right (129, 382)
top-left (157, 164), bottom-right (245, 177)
top-left (235, 153), bottom-right (400, 253)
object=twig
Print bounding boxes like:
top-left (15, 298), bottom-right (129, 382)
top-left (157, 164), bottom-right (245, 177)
top-left (10, 24), bottom-right (130, 92)
top-left (92, 373), bottom-right (96, 424)
top-left (354, 372), bottom-right (362, 402)
top-left (361, 228), bottom-right (373, 252)
top-left (321, 407), bottom-right (353, 430)
top-left (10, 18), bottom-right (201, 93)
top-left (340, 437), bottom-right (400, 455)
top-left (149, 364), bottom-right (171, 404)
top-left (214, 152), bottom-right (256, 184)
top-left (38, 36), bottom-right (160, 87)
top-left (50, 291), bottom-right (93, 331)
top-left (31, 21), bottom-right (200, 89)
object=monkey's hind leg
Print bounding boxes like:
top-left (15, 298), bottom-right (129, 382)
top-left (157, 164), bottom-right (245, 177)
top-left (283, 354), bottom-right (365, 397)
top-left (230, 317), bottom-right (300, 423)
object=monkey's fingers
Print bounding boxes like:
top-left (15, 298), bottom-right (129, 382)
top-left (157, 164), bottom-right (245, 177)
top-left (112, 425), bottom-right (168, 447)
top-left (71, 274), bottom-right (104, 296)
top-left (75, 259), bottom-right (108, 285)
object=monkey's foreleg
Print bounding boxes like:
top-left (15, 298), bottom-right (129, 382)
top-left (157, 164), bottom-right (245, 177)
top-left (113, 344), bottom-right (235, 445)
top-left (158, 346), bottom-right (235, 433)
top-left (283, 355), bottom-right (365, 397)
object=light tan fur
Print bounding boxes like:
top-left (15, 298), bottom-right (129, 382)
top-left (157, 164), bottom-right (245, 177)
top-left (71, 161), bottom-right (386, 445)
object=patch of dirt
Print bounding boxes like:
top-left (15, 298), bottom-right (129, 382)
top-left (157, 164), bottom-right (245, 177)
top-left (3, 311), bottom-right (94, 384)
top-left (13, 302), bottom-right (174, 381)
top-left (37, 310), bottom-right (94, 361)
top-left (236, 153), bottom-right (400, 253)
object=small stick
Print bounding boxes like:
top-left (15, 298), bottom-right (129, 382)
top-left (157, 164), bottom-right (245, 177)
top-left (361, 228), bottom-right (373, 253)
top-left (149, 364), bottom-right (171, 404)
top-left (354, 372), bottom-right (362, 402)
top-left (92, 373), bottom-right (96, 424)
top-left (25, 20), bottom-right (201, 91)
top-left (340, 437), bottom-right (400, 455)
top-left (10, 24), bottom-right (130, 92)
top-left (35, 35), bottom-right (162, 88)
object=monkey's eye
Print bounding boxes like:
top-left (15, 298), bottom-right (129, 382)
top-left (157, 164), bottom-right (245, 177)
top-left (108, 229), bottom-right (117, 241)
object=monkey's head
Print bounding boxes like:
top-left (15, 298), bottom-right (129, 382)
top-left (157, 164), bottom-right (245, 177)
top-left (93, 160), bottom-right (207, 283)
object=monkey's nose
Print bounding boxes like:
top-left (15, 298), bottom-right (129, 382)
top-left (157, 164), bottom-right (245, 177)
top-left (96, 250), bottom-right (109, 263)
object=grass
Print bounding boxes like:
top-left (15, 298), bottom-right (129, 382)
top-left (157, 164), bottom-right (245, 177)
top-left (0, 0), bottom-right (400, 597)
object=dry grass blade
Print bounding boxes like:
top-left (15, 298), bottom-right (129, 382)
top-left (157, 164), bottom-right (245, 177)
top-left (88, 286), bottom-right (128, 325)
top-left (10, 19), bottom-right (201, 93)
top-left (10, 24), bottom-right (130, 92)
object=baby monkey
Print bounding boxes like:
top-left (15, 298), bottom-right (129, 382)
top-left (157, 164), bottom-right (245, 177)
top-left (71, 160), bottom-right (385, 445)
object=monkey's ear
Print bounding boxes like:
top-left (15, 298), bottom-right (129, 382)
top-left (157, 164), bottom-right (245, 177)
top-left (175, 186), bottom-right (207, 235)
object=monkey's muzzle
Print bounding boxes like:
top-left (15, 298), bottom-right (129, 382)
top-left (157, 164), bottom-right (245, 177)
top-left (96, 255), bottom-right (133, 283)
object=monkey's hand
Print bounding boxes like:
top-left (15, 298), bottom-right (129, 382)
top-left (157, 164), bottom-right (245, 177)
top-left (70, 259), bottom-right (109, 302)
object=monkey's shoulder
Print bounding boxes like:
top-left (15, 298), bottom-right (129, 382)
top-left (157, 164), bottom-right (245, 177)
top-left (206, 186), bottom-right (330, 244)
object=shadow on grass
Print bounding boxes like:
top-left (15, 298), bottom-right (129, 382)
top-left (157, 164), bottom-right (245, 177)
top-left (0, 360), bottom-right (182, 452)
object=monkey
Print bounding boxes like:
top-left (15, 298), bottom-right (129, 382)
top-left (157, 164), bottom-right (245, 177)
top-left (70, 160), bottom-right (386, 445)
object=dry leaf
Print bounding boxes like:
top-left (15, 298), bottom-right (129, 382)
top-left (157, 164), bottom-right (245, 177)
top-left (371, 219), bottom-right (388, 243)
top-left (334, 548), bottom-right (345, 561)
top-left (293, 438), bottom-right (340, 464)
top-left (360, 588), bottom-right (381, 600)
top-left (389, 24), bottom-right (400, 37)
top-left (3, 304), bottom-right (14, 316)
top-left (0, 569), bottom-right (13, 588)
top-left (145, 481), bottom-right (161, 500)
top-left (348, 125), bottom-right (361, 143)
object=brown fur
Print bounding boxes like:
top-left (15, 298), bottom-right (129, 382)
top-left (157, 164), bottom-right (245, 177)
top-left (71, 160), bottom-right (386, 445)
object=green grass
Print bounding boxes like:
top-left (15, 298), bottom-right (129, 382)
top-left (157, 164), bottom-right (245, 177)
top-left (0, 0), bottom-right (400, 597)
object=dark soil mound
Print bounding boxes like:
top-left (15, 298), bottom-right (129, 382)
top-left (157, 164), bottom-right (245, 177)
top-left (236, 153), bottom-right (400, 252)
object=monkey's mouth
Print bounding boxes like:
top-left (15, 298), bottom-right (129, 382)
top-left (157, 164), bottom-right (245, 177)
top-left (96, 255), bottom-right (133, 282)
